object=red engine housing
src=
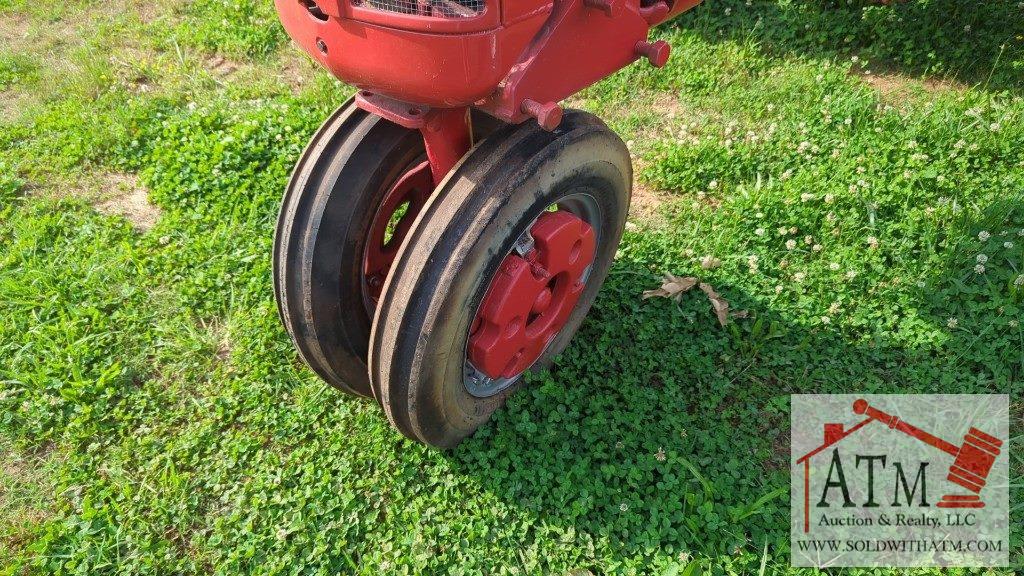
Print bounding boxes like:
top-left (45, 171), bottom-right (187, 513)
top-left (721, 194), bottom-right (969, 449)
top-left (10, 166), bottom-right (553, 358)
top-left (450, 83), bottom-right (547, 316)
top-left (275, 0), bottom-right (701, 122)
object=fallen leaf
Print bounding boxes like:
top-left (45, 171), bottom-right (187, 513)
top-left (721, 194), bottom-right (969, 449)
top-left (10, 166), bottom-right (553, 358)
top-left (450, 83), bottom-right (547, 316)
top-left (642, 274), bottom-right (699, 301)
top-left (699, 282), bottom-right (731, 327)
top-left (645, 275), bottom-right (749, 326)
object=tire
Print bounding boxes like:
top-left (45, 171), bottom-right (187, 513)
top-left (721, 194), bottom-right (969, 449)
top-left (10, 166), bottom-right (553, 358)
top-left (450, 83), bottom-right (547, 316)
top-left (370, 110), bottom-right (632, 447)
top-left (274, 99), bottom-right (504, 397)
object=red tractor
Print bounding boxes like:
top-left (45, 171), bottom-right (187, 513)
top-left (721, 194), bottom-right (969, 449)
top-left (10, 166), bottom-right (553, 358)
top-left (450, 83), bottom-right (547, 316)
top-left (273, 0), bottom-right (702, 446)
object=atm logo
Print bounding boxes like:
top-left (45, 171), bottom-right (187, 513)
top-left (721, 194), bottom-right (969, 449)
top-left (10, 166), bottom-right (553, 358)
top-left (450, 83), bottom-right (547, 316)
top-left (789, 394), bottom-right (1009, 568)
top-left (795, 398), bottom-right (1004, 532)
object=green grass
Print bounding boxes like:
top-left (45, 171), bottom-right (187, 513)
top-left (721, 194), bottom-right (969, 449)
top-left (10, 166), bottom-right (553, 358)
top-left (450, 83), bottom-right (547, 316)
top-left (1, 0), bottom-right (1022, 573)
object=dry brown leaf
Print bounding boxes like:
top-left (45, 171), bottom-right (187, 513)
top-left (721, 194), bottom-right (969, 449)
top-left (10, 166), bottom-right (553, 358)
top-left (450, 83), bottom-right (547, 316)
top-left (698, 282), bottom-right (731, 326)
top-left (645, 275), bottom-right (749, 327)
top-left (642, 274), bottom-right (699, 301)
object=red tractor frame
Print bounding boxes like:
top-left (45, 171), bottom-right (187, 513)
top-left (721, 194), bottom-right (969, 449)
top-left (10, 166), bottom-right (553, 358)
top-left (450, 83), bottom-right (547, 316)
top-left (277, 0), bottom-right (698, 175)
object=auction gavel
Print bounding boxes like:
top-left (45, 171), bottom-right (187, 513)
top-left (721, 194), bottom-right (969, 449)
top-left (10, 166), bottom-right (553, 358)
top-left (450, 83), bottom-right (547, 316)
top-left (853, 399), bottom-right (1002, 494)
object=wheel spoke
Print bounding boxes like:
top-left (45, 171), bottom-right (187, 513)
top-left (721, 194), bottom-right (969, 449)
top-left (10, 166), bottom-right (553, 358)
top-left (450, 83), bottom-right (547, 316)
top-left (364, 161), bottom-right (434, 299)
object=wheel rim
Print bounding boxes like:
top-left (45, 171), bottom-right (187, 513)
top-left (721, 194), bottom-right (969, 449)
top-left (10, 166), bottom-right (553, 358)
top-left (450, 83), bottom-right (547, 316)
top-left (464, 192), bottom-right (601, 397)
top-left (363, 161), bottom-right (433, 309)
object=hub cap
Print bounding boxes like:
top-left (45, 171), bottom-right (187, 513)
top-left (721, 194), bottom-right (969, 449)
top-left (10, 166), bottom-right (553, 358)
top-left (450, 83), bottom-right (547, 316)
top-left (364, 161), bottom-right (433, 303)
top-left (467, 210), bottom-right (596, 386)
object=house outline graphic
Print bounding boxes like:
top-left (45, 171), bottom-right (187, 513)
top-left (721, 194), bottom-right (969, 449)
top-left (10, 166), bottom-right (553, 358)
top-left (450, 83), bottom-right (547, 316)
top-left (795, 414), bottom-right (873, 533)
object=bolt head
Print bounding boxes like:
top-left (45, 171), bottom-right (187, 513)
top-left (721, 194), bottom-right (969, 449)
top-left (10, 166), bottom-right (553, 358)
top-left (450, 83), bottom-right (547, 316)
top-left (638, 40), bottom-right (671, 67)
top-left (534, 103), bottom-right (563, 131)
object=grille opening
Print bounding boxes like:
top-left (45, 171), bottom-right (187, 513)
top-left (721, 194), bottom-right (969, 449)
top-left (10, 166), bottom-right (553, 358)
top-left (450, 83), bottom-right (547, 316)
top-left (301, 0), bottom-right (330, 21)
top-left (352, 0), bottom-right (485, 19)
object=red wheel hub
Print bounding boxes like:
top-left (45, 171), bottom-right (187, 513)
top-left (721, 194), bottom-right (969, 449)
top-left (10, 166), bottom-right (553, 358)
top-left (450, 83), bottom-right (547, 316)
top-left (364, 161), bottom-right (433, 301)
top-left (468, 210), bottom-right (596, 379)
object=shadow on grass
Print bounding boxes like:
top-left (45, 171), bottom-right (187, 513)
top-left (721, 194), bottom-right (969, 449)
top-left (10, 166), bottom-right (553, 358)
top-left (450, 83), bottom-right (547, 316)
top-left (669, 0), bottom-right (1023, 94)
top-left (445, 202), bottom-right (1023, 569)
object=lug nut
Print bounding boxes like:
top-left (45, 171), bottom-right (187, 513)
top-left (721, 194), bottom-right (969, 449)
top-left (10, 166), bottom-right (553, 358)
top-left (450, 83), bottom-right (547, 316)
top-left (521, 99), bottom-right (563, 131)
top-left (635, 40), bottom-right (670, 68)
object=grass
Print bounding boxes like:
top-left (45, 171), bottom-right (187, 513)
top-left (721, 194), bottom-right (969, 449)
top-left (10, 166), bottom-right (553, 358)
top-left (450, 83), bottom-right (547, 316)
top-left (1, 0), bottom-right (1022, 573)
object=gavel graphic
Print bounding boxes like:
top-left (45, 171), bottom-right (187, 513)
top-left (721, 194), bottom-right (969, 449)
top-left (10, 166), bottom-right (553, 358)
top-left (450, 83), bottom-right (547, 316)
top-left (853, 399), bottom-right (1003, 508)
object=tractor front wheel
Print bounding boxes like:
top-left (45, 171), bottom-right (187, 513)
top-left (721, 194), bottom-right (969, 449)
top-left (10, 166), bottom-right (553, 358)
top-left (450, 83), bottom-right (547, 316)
top-left (274, 99), bottom-right (433, 396)
top-left (370, 110), bottom-right (632, 447)
top-left (274, 99), bottom-right (501, 397)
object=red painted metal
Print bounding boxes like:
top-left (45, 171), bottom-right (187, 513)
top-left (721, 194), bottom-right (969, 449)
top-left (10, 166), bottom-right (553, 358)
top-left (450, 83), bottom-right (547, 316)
top-left (275, 0), bottom-right (547, 108)
top-left (355, 91), bottom-right (472, 183)
top-left (520, 99), bottom-right (563, 131)
top-left (364, 161), bottom-right (434, 299)
top-left (477, 0), bottom-right (683, 125)
top-left (635, 39), bottom-right (671, 68)
top-left (582, 0), bottom-right (615, 17)
top-left (468, 210), bottom-right (596, 379)
top-left (419, 108), bottom-right (473, 183)
top-left (276, 0), bottom-right (703, 124)
top-left (354, 90), bottom-right (431, 129)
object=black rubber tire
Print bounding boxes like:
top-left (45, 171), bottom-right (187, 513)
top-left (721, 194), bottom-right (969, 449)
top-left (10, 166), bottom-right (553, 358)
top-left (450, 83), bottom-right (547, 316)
top-left (274, 99), bottom-right (417, 396)
top-left (274, 99), bottom-right (504, 397)
top-left (370, 111), bottom-right (632, 447)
